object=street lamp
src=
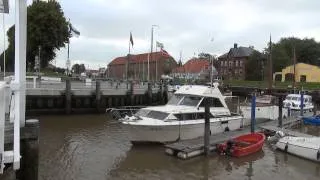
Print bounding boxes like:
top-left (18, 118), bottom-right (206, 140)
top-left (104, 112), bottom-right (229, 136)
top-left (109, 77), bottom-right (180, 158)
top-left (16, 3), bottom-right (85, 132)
top-left (148, 24), bottom-right (159, 82)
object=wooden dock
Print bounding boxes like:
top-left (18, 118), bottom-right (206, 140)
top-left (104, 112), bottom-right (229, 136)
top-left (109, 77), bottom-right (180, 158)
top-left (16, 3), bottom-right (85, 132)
top-left (165, 117), bottom-right (315, 160)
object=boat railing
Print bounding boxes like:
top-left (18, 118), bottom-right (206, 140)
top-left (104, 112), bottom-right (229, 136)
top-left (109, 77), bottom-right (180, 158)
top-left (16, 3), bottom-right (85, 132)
top-left (106, 106), bottom-right (146, 120)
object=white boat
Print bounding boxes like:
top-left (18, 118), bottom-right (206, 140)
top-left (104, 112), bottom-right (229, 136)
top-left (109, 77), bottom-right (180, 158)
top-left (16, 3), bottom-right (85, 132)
top-left (240, 95), bottom-right (288, 125)
top-left (283, 94), bottom-right (314, 117)
top-left (121, 84), bottom-right (244, 143)
top-left (276, 136), bottom-right (320, 162)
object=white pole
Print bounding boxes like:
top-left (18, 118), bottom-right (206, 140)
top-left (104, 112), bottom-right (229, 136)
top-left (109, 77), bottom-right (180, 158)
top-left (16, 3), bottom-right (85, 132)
top-left (14, 0), bottom-right (27, 127)
top-left (2, 13), bottom-right (5, 77)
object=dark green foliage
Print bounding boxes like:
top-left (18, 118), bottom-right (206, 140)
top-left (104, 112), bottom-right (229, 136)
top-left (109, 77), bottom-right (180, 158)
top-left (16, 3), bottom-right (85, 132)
top-left (245, 50), bottom-right (265, 80)
top-left (72, 63), bottom-right (86, 74)
top-left (0, 1), bottom-right (70, 71)
top-left (265, 37), bottom-right (320, 72)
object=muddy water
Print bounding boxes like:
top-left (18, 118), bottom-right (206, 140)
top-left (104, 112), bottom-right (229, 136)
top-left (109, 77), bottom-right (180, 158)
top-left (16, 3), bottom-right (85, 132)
top-left (31, 114), bottom-right (320, 180)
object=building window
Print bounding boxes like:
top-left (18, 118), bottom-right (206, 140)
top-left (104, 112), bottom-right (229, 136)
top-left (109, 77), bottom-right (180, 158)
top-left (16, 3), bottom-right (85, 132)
top-left (239, 70), bottom-right (242, 74)
top-left (240, 61), bottom-right (243, 67)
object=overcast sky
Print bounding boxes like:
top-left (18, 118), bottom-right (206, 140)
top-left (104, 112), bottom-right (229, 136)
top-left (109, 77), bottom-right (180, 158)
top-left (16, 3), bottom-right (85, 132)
top-left (1, 0), bottom-right (320, 69)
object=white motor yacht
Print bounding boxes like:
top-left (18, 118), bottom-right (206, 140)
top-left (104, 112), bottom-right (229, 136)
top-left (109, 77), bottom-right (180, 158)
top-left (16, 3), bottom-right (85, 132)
top-left (283, 94), bottom-right (314, 117)
top-left (120, 84), bottom-right (243, 143)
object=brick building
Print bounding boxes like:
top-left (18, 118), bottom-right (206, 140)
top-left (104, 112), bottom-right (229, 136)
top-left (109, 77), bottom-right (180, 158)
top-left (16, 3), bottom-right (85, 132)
top-left (171, 58), bottom-right (217, 80)
top-left (218, 43), bottom-right (254, 80)
top-left (107, 51), bottom-right (177, 81)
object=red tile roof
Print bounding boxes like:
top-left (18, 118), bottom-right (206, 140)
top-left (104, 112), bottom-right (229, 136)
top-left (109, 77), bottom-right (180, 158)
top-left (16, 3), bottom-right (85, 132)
top-left (173, 58), bottom-right (210, 73)
top-left (108, 51), bottom-right (173, 65)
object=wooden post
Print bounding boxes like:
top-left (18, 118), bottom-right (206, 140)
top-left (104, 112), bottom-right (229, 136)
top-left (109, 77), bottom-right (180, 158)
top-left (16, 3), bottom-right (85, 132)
top-left (130, 81), bottom-right (134, 105)
top-left (95, 80), bottom-right (101, 113)
top-left (17, 119), bottom-right (39, 180)
top-left (278, 96), bottom-right (283, 128)
top-left (204, 98), bottom-right (210, 156)
top-left (164, 82), bottom-right (168, 103)
top-left (313, 100), bottom-right (317, 116)
top-left (300, 93), bottom-right (304, 117)
top-left (251, 93), bottom-right (256, 133)
top-left (147, 82), bottom-right (152, 105)
top-left (159, 82), bottom-right (164, 104)
top-left (65, 79), bottom-right (71, 114)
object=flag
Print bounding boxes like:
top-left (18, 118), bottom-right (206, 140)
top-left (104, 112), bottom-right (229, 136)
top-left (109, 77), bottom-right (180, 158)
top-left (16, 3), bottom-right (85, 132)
top-left (69, 23), bottom-right (80, 38)
top-left (130, 32), bottom-right (134, 46)
top-left (156, 41), bottom-right (164, 49)
top-left (160, 49), bottom-right (168, 55)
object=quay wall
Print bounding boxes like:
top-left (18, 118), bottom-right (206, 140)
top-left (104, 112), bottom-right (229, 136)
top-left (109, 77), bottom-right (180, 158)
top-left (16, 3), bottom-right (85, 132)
top-left (25, 80), bottom-right (168, 115)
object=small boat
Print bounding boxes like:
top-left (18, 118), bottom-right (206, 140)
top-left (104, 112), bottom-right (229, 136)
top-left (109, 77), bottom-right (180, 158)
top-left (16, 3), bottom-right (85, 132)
top-left (302, 115), bottom-right (320, 126)
top-left (216, 133), bottom-right (266, 157)
top-left (283, 93), bottom-right (314, 117)
top-left (276, 136), bottom-right (320, 162)
top-left (240, 95), bottom-right (288, 125)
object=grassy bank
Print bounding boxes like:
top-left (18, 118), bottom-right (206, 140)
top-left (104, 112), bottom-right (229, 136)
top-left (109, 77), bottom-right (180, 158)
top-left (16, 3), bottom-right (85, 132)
top-left (224, 80), bottom-right (320, 90)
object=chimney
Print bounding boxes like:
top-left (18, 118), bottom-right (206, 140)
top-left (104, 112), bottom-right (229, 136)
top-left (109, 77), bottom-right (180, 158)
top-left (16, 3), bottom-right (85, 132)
top-left (234, 43), bottom-right (238, 48)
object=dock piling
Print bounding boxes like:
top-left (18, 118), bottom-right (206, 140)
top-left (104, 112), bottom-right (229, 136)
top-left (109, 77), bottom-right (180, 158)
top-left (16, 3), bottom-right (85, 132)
top-left (95, 80), bottom-right (101, 113)
top-left (251, 93), bottom-right (256, 133)
top-left (300, 93), bottom-right (304, 117)
top-left (278, 96), bottom-right (283, 128)
top-left (204, 99), bottom-right (210, 156)
top-left (65, 79), bottom-right (71, 114)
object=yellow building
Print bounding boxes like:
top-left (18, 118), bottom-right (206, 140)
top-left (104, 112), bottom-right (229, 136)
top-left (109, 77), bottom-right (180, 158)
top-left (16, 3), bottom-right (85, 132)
top-left (273, 63), bottom-right (320, 82)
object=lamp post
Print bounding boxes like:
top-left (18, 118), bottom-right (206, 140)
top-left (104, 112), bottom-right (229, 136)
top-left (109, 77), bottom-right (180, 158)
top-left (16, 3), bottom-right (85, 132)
top-left (148, 24), bottom-right (158, 82)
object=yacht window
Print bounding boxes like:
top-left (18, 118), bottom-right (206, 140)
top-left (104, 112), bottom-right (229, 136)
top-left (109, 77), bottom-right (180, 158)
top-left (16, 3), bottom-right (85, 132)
top-left (199, 97), bottom-right (224, 107)
top-left (174, 112), bottom-right (213, 120)
top-left (167, 94), bottom-right (183, 105)
top-left (180, 96), bottom-right (202, 106)
top-left (135, 109), bottom-right (150, 117)
top-left (146, 111), bottom-right (169, 120)
top-left (286, 96), bottom-right (292, 100)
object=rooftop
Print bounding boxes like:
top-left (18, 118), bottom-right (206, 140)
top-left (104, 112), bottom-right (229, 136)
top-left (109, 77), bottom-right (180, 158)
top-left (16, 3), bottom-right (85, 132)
top-left (108, 51), bottom-right (173, 66)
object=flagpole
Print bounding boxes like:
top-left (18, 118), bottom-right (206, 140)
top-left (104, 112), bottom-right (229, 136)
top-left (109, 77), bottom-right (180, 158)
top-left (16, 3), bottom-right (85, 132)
top-left (3, 13), bottom-right (5, 77)
top-left (127, 37), bottom-right (130, 81)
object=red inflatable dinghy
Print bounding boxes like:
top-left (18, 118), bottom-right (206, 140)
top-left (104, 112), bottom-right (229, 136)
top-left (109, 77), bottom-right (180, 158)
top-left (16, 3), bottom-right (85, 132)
top-left (216, 132), bottom-right (265, 157)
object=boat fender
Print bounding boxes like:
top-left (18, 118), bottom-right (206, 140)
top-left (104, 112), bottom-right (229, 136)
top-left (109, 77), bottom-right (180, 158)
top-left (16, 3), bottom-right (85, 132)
top-left (317, 149), bottom-right (320, 160)
top-left (225, 127), bottom-right (230, 132)
top-left (284, 143), bottom-right (288, 152)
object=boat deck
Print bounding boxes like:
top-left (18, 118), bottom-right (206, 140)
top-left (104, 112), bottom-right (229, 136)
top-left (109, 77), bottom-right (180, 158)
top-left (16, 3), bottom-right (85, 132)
top-left (164, 117), bottom-right (313, 159)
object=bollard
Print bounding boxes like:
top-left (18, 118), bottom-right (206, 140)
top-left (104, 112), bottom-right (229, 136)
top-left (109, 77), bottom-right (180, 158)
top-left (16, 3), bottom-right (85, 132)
top-left (251, 93), bottom-right (256, 133)
top-left (147, 82), bottom-right (152, 105)
top-left (65, 79), bottom-right (71, 114)
top-left (278, 96), bottom-right (283, 128)
top-left (96, 81), bottom-right (101, 113)
top-left (204, 98), bottom-right (210, 156)
top-left (300, 93), bottom-right (304, 117)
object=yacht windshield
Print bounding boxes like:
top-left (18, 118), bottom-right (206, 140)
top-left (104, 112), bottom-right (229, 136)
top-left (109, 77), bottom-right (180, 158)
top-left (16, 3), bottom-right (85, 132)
top-left (286, 96), bottom-right (292, 100)
top-left (180, 96), bottom-right (202, 106)
top-left (135, 109), bottom-right (169, 120)
top-left (167, 94), bottom-right (183, 105)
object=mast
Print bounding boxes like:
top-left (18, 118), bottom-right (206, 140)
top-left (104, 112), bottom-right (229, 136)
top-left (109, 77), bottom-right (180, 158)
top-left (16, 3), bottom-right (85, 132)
top-left (268, 35), bottom-right (272, 89)
top-left (292, 46), bottom-right (296, 91)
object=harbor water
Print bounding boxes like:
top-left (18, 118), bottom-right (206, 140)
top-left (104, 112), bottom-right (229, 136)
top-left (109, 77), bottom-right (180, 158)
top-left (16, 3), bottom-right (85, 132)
top-left (34, 114), bottom-right (320, 180)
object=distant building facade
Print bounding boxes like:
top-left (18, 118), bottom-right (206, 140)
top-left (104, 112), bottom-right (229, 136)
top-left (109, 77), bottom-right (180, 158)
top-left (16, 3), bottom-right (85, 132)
top-left (107, 51), bottom-right (177, 81)
top-left (273, 63), bottom-right (320, 82)
top-left (218, 43), bottom-right (254, 80)
top-left (171, 58), bottom-right (216, 80)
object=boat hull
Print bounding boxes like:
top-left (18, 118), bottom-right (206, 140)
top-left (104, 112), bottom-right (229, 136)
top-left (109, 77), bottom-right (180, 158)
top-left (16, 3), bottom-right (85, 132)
top-left (217, 133), bottom-right (265, 157)
top-left (240, 105), bottom-right (288, 124)
top-left (276, 136), bottom-right (320, 162)
top-left (122, 116), bottom-right (243, 143)
top-left (302, 116), bottom-right (320, 126)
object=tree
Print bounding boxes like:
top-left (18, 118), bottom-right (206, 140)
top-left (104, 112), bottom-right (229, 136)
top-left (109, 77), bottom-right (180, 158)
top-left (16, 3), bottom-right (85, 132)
top-left (245, 50), bottom-right (265, 81)
top-left (72, 64), bottom-right (80, 74)
top-left (264, 37), bottom-right (320, 73)
top-left (79, 64), bottom-right (86, 73)
top-left (198, 52), bottom-right (214, 60)
top-left (0, 1), bottom-right (70, 71)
